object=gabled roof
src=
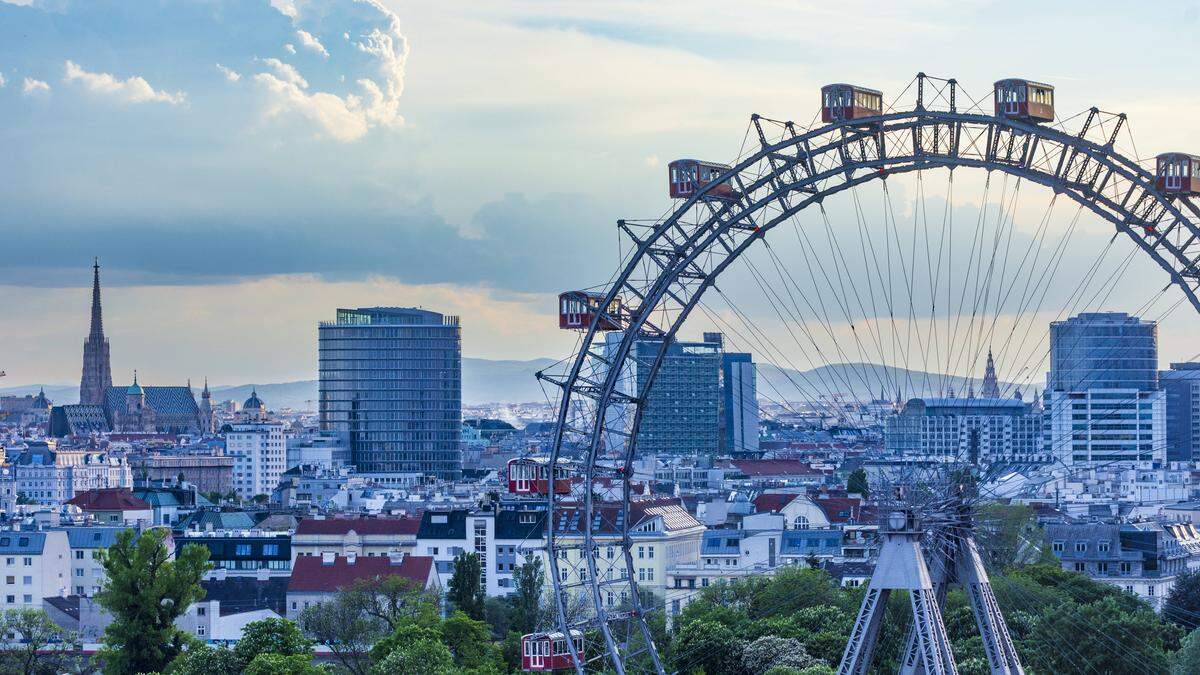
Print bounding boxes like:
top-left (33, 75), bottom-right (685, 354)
top-left (61, 527), bottom-right (125, 549)
top-left (0, 532), bottom-right (49, 554)
top-left (67, 489), bottom-right (150, 512)
top-left (288, 554), bottom-right (435, 593)
top-left (812, 497), bottom-right (866, 524)
top-left (752, 492), bottom-right (801, 514)
top-left (296, 517), bottom-right (421, 537)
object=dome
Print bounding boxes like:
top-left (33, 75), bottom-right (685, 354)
top-left (243, 389), bottom-right (264, 410)
top-left (127, 372), bottom-right (144, 396)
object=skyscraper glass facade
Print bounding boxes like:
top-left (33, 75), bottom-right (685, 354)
top-left (318, 307), bottom-right (462, 480)
top-left (1045, 312), bottom-right (1164, 466)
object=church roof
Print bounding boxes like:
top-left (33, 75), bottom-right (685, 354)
top-left (243, 389), bottom-right (264, 410)
top-left (104, 385), bottom-right (199, 417)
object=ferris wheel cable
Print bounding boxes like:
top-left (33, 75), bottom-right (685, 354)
top-left (758, 235), bottom-right (878, 406)
top-left (880, 177), bottom-right (927, 396)
top-left (738, 247), bottom-right (871, 411)
top-left (814, 202), bottom-right (901, 398)
top-left (972, 177), bottom-right (1027, 372)
top-left (961, 174), bottom-right (1021, 389)
top-left (943, 172), bottom-right (995, 392)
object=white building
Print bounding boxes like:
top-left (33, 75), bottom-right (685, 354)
top-left (226, 422), bottom-right (286, 500)
top-left (10, 443), bottom-right (132, 505)
top-left (0, 530), bottom-right (70, 611)
top-left (62, 527), bottom-right (126, 597)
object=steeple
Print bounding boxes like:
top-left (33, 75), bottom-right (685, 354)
top-left (981, 349), bottom-right (1001, 399)
top-left (80, 258), bottom-right (113, 406)
top-left (198, 376), bottom-right (215, 435)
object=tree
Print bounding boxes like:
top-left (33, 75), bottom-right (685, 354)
top-left (511, 555), bottom-right (545, 635)
top-left (974, 503), bottom-right (1049, 568)
top-left (846, 468), bottom-right (869, 497)
top-left (252, 493), bottom-right (270, 505)
top-left (234, 617), bottom-right (314, 667)
top-left (0, 608), bottom-right (82, 675)
top-left (345, 575), bottom-right (439, 632)
top-left (299, 595), bottom-right (386, 675)
top-left (1172, 628), bottom-right (1200, 675)
top-left (244, 653), bottom-right (327, 675)
top-left (370, 630), bottom-right (453, 675)
top-left (672, 619), bottom-right (743, 675)
top-left (1026, 595), bottom-right (1180, 674)
top-left (447, 551), bottom-right (486, 620)
top-left (167, 644), bottom-right (242, 675)
top-left (442, 610), bottom-right (501, 671)
top-left (95, 527), bottom-right (211, 675)
top-left (1166, 569), bottom-right (1200, 630)
top-left (741, 635), bottom-right (819, 674)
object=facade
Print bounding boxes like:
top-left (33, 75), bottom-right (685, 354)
top-left (12, 445), bottom-right (133, 505)
top-left (62, 527), bottom-right (124, 597)
top-left (130, 453), bottom-right (235, 495)
top-left (226, 419), bottom-right (286, 500)
top-left (886, 397), bottom-right (1045, 464)
top-left (721, 349), bottom-right (759, 456)
top-left (285, 552), bottom-right (438, 620)
top-left (175, 531), bottom-right (292, 579)
top-left (318, 307), bottom-right (462, 480)
top-left (1045, 312), bottom-right (1165, 466)
top-left (291, 517), bottom-right (420, 561)
top-left (1161, 362), bottom-right (1200, 462)
top-left (605, 331), bottom-right (723, 457)
top-left (1046, 521), bottom-right (1194, 610)
top-left (0, 530), bottom-right (70, 611)
top-left (80, 261), bottom-right (113, 407)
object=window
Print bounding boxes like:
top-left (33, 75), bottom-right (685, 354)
top-left (1149, 586), bottom-right (1155, 597)
top-left (1099, 541), bottom-right (1111, 554)
top-left (4, 596), bottom-right (11, 604)
top-left (648, 547), bottom-right (655, 560)
top-left (793, 515), bottom-right (810, 530)
top-left (1074, 562), bottom-right (1085, 572)
top-left (22, 559), bottom-right (30, 567)
top-left (75, 551), bottom-right (84, 560)
top-left (21, 595), bottom-right (30, 604)
top-left (197, 606), bottom-right (206, 616)
top-left (1120, 562), bottom-right (1132, 574)
top-left (1075, 542), bottom-right (1087, 553)
top-left (75, 569), bottom-right (83, 577)
top-left (1052, 541), bottom-right (1064, 553)
top-left (263, 544), bottom-right (279, 556)
top-left (3, 577), bottom-right (10, 585)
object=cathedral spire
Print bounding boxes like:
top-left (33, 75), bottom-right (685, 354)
top-left (981, 349), bottom-right (1001, 399)
top-left (80, 259), bottom-right (113, 406)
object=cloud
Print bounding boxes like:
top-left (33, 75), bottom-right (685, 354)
top-left (251, 2), bottom-right (408, 142)
top-left (268, 0), bottom-right (297, 20)
top-left (216, 63), bottom-right (241, 83)
top-left (22, 77), bottom-right (49, 94)
top-left (0, 72), bottom-right (5, 88)
top-left (63, 60), bottom-right (185, 105)
top-left (283, 43), bottom-right (296, 55)
top-left (296, 30), bottom-right (329, 58)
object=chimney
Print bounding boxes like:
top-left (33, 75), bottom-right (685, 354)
top-left (345, 551), bottom-right (357, 565)
top-left (321, 551), bottom-right (335, 566)
top-left (388, 550), bottom-right (405, 566)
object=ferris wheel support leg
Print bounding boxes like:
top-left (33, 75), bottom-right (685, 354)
top-left (911, 587), bottom-right (958, 675)
top-left (837, 587), bottom-right (891, 675)
top-left (958, 537), bottom-right (1025, 675)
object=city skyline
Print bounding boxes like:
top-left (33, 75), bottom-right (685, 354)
top-left (6, 1), bottom-right (1200, 385)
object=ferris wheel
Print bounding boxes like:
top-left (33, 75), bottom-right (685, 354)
top-left (535, 72), bottom-right (1200, 674)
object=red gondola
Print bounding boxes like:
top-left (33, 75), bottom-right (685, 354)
top-left (507, 457), bottom-right (572, 496)
top-left (668, 159), bottom-right (738, 201)
top-left (821, 83), bottom-right (883, 123)
top-left (521, 630), bottom-right (584, 671)
top-left (994, 79), bottom-right (1054, 123)
top-left (558, 291), bottom-right (622, 331)
top-left (1156, 153), bottom-right (1200, 195)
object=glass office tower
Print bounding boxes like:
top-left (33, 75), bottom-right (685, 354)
top-left (1045, 312), bottom-right (1164, 466)
top-left (319, 307), bottom-right (462, 480)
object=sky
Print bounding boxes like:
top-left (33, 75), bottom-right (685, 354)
top-left (3, 0), bottom-right (1200, 389)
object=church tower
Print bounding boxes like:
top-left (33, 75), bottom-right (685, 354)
top-left (80, 259), bottom-right (113, 406)
top-left (199, 378), bottom-right (215, 434)
top-left (981, 349), bottom-right (1001, 399)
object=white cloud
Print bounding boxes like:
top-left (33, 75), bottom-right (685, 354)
top-left (296, 30), bottom-right (329, 58)
top-left (63, 60), bottom-right (185, 105)
top-left (283, 43), bottom-right (297, 55)
top-left (216, 63), bottom-right (241, 83)
top-left (22, 77), bottom-right (49, 94)
top-left (251, 2), bottom-right (407, 142)
top-left (268, 0), bottom-right (298, 20)
top-left (0, 72), bottom-right (5, 88)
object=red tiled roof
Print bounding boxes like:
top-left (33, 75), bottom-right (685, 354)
top-left (66, 489), bottom-right (150, 511)
top-left (295, 517), bottom-right (420, 536)
top-left (287, 554), bottom-right (434, 592)
top-left (729, 460), bottom-right (827, 477)
top-left (752, 492), bottom-right (800, 513)
top-left (812, 497), bottom-right (864, 524)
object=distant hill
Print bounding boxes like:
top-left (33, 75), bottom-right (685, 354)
top-left (1, 359), bottom-right (1026, 411)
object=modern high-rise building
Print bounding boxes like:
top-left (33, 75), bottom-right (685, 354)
top-left (80, 260), bottom-right (112, 406)
top-left (1044, 312), bottom-right (1164, 466)
top-left (1161, 362), bottom-right (1200, 462)
top-left (318, 307), bottom-right (462, 480)
top-left (720, 349), bottom-right (759, 456)
top-left (603, 332), bottom-right (726, 457)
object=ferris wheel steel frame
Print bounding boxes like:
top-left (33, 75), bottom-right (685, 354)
top-left (542, 76), bottom-right (1200, 674)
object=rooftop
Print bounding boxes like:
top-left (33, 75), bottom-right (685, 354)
top-left (296, 516), bottom-right (421, 537)
top-left (288, 554), bottom-right (434, 593)
top-left (67, 489), bottom-right (150, 512)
